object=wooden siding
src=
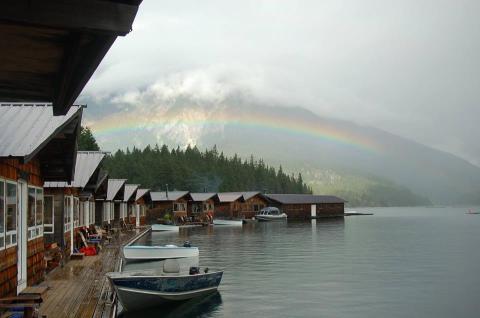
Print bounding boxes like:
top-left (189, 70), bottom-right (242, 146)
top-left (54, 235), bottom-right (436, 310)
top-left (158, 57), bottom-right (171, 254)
top-left (27, 237), bottom-right (44, 286)
top-left (0, 158), bottom-right (43, 186)
top-left (277, 202), bottom-right (344, 219)
top-left (239, 195), bottom-right (268, 219)
top-left (0, 246), bottom-right (17, 297)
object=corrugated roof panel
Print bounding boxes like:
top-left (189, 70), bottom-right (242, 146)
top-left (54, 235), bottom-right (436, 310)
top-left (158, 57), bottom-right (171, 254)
top-left (123, 184), bottom-right (139, 202)
top-left (0, 103), bottom-right (82, 158)
top-left (135, 188), bottom-right (150, 201)
top-left (150, 191), bottom-right (189, 202)
top-left (44, 151), bottom-right (106, 188)
top-left (217, 192), bottom-right (244, 203)
top-left (242, 191), bottom-right (261, 200)
top-left (106, 179), bottom-right (127, 201)
top-left (265, 194), bottom-right (346, 204)
top-left (190, 193), bottom-right (216, 202)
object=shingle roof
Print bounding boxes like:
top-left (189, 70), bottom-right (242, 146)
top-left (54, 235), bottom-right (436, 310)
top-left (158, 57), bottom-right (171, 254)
top-left (150, 191), bottom-right (189, 202)
top-left (135, 188), bottom-right (150, 201)
top-left (0, 103), bottom-right (82, 161)
top-left (265, 194), bottom-right (346, 204)
top-left (106, 179), bottom-right (127, 201)
top-left (189, 193), bottom-right (217, 202)
top-left (44, 151), bottom-right (106, 188)
top-left (217, 192), bottom-right (245, 203)
top-left (123, 184), bottom-right (139, 202)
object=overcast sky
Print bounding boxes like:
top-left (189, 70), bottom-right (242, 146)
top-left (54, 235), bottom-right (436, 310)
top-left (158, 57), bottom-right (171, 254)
top-left (81, 0), bottom-right (480, 166)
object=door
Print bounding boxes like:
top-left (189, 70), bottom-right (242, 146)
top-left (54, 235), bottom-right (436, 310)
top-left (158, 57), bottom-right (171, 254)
top-left (310, 204), bottom-right (316, 218)
top-left (17, 180), bottom-right (28, 294)
top-left (70, 197), bottom-right (74, 255)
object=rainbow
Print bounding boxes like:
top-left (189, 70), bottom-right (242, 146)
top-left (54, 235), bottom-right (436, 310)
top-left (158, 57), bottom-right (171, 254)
top-left (88, 108), bottom-right (381, 153)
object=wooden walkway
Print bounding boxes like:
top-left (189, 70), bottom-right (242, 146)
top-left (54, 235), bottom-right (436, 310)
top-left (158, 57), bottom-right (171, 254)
top-left (38, 229), bottom-right (144, 318)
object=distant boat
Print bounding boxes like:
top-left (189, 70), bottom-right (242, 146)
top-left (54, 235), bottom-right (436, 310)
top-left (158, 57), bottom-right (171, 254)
top-left (152, 224), bottom-right (180, 231)
top-left (107, 260), bottom-right (223, 312)
top-left (255, 207), bottom-right (287, 221)
top-left (466, 209), bottom-right (480, 215)
top-left (344, 210), bottom-right (374, 216)
top-left (213, 219), bottom-right (243, 226)
top-left (123, 244), bottom-right (199, 260)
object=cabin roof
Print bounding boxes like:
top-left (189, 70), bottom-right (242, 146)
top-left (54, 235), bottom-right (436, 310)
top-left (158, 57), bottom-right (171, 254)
top-left (265, 194), bottom-right (346, 204)
top-left (106, 179), bottom-right (127, 201)
top-left (135, 188), bottom-right (150, 201)
top-left (44, 151), bottom-right (106, 189)
top-left (0, 0), bottom-right (142, 115)
top-left (150, 191), bottom-right (189, 202)
top-left (189, 193), bottom-right (217, 202)
top-left (0, 103), bottom-right (82, 181)
top-left (217, 192), bottom-right (245, 203)
top-left (123, 184), bottom-right (139, 202)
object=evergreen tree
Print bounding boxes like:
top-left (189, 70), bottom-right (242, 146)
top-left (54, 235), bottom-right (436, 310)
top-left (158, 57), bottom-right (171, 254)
top-left (78, 126), bottom-right (100, 151)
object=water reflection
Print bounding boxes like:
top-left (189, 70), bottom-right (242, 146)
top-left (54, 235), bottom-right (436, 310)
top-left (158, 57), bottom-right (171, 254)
top-left (119, 291), bottom-right (223, 318)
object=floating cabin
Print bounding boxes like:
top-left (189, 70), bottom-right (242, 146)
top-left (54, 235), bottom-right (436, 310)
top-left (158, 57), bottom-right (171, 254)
top-left (133, 189), bottom-right (151, 227)
top-left (122, 184), bottom-right (139, 226)
top-left (214, 193), bottom-right (245, 219)
top-left (149, 191), bottom-right (191, 224)
top-left (265, 194), bottom-right (346, 219)
top-left (103, 179), bottom-right (126, 227)
top-left (44, 151), bottom-right (107, 258)
top-left (0, 103), bottom-right (82, 297)
top-left (237, 192), bottom-right (269, 219)
top-left (188, 193), bottom-right (218, 222)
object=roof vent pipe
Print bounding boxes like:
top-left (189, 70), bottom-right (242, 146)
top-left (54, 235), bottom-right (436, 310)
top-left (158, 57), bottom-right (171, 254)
top-left (165, 184), bottom-right (169, 199)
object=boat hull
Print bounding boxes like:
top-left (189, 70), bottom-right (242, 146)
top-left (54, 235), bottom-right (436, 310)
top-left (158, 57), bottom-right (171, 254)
top-left (213, 219), bottom-right (243, 226)
top-left (151, 224), bottom-right (180, 231)
top-left (123, 246), bottom-right (199, 260)
top-left (108, 271), bottom-right (223, 312)
top-left (255, 214), bottom-right (287, 221)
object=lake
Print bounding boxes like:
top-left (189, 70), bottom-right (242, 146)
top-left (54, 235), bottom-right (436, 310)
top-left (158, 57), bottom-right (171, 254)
top-left (121, 206), bottom-right (480, 318)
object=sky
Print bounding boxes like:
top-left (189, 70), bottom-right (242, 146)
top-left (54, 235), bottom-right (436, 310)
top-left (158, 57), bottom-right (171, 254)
top-left (80, 0), bottom-right (480, 166)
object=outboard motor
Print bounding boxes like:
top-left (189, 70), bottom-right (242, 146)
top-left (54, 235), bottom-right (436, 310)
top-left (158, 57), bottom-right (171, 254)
top-left (204, 267), bottom-right (209, 273)
top-left (183, 241), bottom-right (191, 247)
top-left (189, 266), bottom-right (200, 275)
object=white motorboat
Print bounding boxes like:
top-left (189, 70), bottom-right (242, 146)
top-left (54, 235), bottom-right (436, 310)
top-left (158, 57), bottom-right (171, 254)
top-left (152, 224), bottom-right (180, 232)
top-left (107, 260), bottom-right (223, 312)
top-left (255, 207), bottom-right (287, 221)
top-left (213, 219), bottom-right (243, 226)
top-left (123, 244), bottom-right (199, 260)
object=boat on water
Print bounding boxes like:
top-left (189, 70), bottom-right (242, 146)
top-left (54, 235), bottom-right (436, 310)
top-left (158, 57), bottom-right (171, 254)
top-left (466, 209), bottom-right (480, 215)
top-left (152, 224), bottom-right (180, 231)
top-left (123, 243), bottom-right (199, 260)
top-left (213, 219), bottom-right (243, 226)
top-left (107, 259), bottom-right (223, 312)
top-left (255, 207), bottom-right (287, 221)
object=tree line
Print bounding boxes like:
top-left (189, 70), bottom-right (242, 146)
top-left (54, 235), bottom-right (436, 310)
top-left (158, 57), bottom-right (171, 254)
top-left (79, 127), bottom-right (312, 194)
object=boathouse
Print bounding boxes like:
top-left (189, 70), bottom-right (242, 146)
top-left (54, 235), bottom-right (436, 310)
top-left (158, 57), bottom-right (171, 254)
top-left (149, 191), bottom-right (191, 224)
top-left (104, 179), bottom-right (126, 226)
top-left (122, 184), bottom-right (139, 225)
top-left (0, 103), bottom-right (82, 297)
top-left (134, 189), bottom-right (151, 227)
top-left (215, 193), bottom-right (245, 219)
top-left (188, 193), bottom-right (218, 222)
top-left (265, 194), bottom-right (346, 219)
top-left (43, 151), bottom-right (106, 257)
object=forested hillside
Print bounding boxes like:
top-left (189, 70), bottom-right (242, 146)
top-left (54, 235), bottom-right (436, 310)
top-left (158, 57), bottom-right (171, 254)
top-left (102, 145), bottom-right (312, 194)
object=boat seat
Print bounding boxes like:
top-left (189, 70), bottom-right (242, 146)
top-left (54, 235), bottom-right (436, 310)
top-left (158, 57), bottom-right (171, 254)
top-left (163, 259), bottom-right (180, 274)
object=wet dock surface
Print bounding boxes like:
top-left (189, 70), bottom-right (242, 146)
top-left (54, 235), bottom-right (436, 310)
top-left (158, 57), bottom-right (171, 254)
top-left (38, 229), bottom-right (144, 318)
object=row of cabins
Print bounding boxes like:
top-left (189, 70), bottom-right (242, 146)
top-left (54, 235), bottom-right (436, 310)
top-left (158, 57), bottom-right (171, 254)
top-left (148, 191), bottom-right (346, 223)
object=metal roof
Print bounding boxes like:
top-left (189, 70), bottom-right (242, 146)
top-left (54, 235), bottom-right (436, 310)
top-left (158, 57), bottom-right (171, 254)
top-left (150, 191), bottom-right (189, 202)
top-left (135, 188), bottom-right (150, 201)
top-left (242, 191), bottom-right (261, 200)
top-left (123, 184), bottom-right (139, 202)
top-left (0, 103), bottom-right (82, 160)
top-left (190, 193), bottom-right (217, 202)
top-left (265, 194), bottom-right (346, 204)
top-left (106, 179), bottom-right (127, 201)
top-left (44, 151), bottom-right (106, 189)
top-left (217, 192), bottom-right (245, 203)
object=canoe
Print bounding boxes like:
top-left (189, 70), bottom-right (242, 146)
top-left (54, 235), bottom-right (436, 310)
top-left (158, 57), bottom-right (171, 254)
top-left (213, 219), bottom-right (243, 226)
top-left (152, 224), bottom-right (180, 232)
top-left (107, 264), bottom-right (223, 312)
top-left (123, 245), bottom-right (199, 260)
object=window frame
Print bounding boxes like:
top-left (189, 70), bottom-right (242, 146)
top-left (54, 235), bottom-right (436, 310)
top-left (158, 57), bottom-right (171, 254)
top-left (5, 179), bottom-right (17, 248)
top-left (27, 185), bottom-right (44, 240)
top-left (0, 179), bottom-right (5, 249)
top-left (64, 195), bottom-right (72, 233)
top-left (43, 195), bottom-right (54, 234)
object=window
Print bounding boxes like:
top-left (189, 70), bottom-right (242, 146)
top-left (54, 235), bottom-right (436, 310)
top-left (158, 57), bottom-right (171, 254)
top-left (73, 197), bottom-right (79, 228)
top-left (141, 205), bottom-right (146, 217)
top-left (79, 201), bottom-right (85, 227)
top-left (253, 204), bottom-right (260, 212)
top-left (44, 195), bottom-right (54, 234)
top-left (27, 186), bottom-right (44, 240)
top-left (0, 180), bottom-right (4, 249)
top-left (6, 181), bottom-right (17, 246)
top-left (89, 201), bottom-right (95, 225)
top-left (64, 196), bottom-right (72, 232)
top-left (28, 188), bottom-right (36, 228)
top-left (173, 203), bottom-right (186, 211)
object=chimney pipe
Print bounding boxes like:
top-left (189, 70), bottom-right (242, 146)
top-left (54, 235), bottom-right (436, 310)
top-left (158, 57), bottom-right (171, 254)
top-left (165, 184), bottom-right (169, 199)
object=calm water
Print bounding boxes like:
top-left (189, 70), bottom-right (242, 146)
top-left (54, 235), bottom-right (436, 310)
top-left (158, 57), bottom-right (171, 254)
top-left (122, 207), bottom-right (480, 318)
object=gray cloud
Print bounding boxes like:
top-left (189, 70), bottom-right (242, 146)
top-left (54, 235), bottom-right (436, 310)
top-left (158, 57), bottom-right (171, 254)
top-left (81, 0), bottom-right (480, 165)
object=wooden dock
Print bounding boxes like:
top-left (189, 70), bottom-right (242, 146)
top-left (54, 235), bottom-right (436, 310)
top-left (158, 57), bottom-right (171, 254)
top-left (38, 229), bottom-right (146, 318)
